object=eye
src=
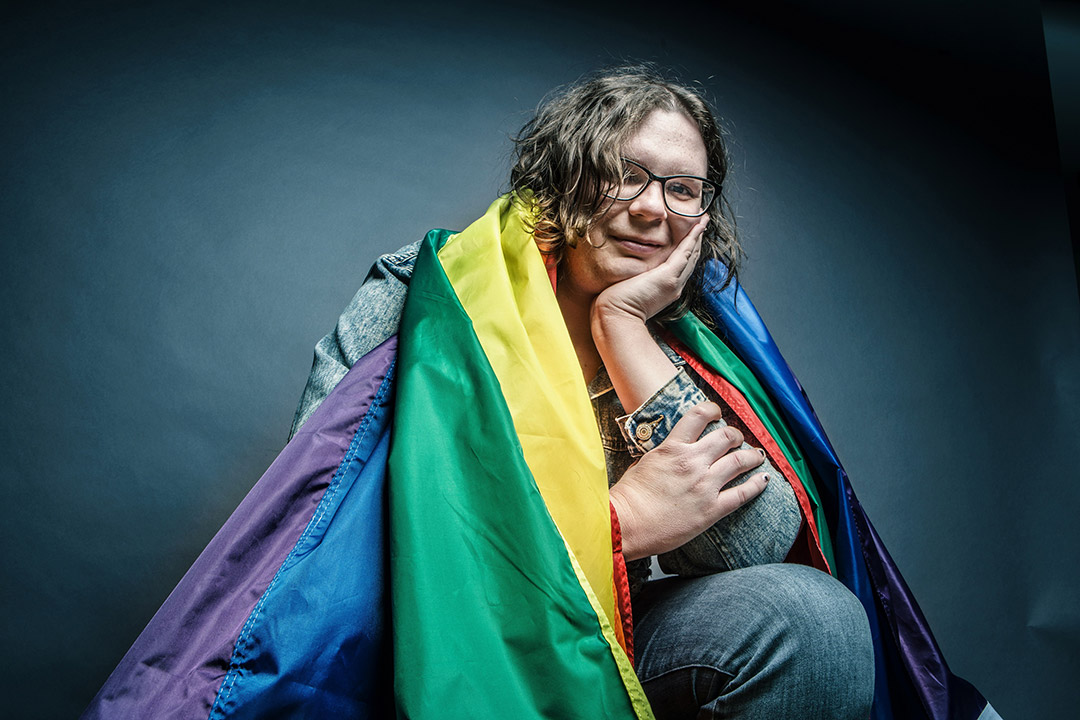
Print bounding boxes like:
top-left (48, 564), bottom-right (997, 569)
top-left (615, 162), bottom-right (649, 199)
top-left (668, 179), bottom-right (701, 200)
top-left (622, 164), bottom-right (647, 184)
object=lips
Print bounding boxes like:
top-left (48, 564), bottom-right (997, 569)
top-left (611, 235), bottom-right (665, 256)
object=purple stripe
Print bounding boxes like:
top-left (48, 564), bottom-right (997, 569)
top-left (849, 483), bottom-right (988, 720)
top-left (81, 337), bottom-right (398, 720)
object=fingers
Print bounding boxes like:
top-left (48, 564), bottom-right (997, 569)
top-left (676, 230), bottom-right (702, 287)
top-left (662, 406), bottom-right (769, 489)
top-left (676, 215), bottom-right (707, 253)
top-left (665, 402), bottom-right (729, 444)
top-left (683, 213), bottom-right (709, 244)
top-left (674, 217), bottom-right (707, 289)
top-left (715, 471), bottom-right (770, 516)
top-left (668, 215), bottom-right (707, 281)
top-left (618, 411), bottom-right (772, 557)
top-left (691, 419), bottom-right (743, 452)
top-left (597, 216), bottom-right (707, 321)
top-left (709, 444), bottom-right (767, 484)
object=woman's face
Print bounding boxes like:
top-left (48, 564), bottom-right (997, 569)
top-left (559, 108), bottom-right (708, 300)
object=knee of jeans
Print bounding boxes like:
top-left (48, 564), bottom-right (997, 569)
top-left (634, 567), bottom-right (875, 717)
top-left (769, 564), bottom-right (863, 620)
top-left (761, 565), bottom-right (875, 697)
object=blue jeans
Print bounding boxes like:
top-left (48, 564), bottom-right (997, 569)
top-left (633, 564), bottom-right (875, 719)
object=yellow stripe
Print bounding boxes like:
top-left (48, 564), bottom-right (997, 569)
top-left (562, 537), bottom-right (655, 719)
top-left (437, 195), bottom-right (615, 625)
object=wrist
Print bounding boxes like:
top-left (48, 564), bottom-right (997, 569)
top-left (591, 292), bottom-right (647, 327)
top-left (591, 298), bottom-right (649, 354)
top-left (590, 303), bottom-right (678, 412)
top-left (609, 485), bottom-right (648, 562)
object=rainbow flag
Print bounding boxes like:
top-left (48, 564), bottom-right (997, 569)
top-left (82, 195), bottom-right (648, 719)
top-left (694, 262), bottom-right (1000, 720)
top-left (82, 196), bottom-right (996, 719)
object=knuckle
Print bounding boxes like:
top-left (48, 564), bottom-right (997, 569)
top-left (690, 402), bottom-right (720, 420)
top-left (652, 442), bottom-right (702, 478)
top-left (721, 481), bottom-right (753, 508)
top-left (738, 448), bottom-right (762, 470)
top-left (722, 450), bottom-right (748, 473)
top-left (670, 454), bottom-right (695, 477)
top-left (652, 442), bottom-right (676, 458)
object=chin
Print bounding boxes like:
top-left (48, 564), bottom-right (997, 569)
top-left (592, 261), bottom-right (654, 291)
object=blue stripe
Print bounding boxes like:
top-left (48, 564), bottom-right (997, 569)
top-left (209, 360), bottom-right (396, 719)
top-left (701, 262), bottom-right (897, 718)
top-left (702, 260), bottom-right (990, 719)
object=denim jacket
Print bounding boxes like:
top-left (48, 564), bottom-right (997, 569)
top-left (292, 243), bottom-right (801, 595)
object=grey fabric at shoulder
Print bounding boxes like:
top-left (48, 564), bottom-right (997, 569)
top-left (371, 241), bottom-right (421, 282)
top-left (288, 242), bottom-right (420, 440)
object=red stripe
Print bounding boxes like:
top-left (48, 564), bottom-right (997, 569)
top-left (610, 501), bottom-right (634, 665)
top-left (665, 334), bottom-right (831, 575)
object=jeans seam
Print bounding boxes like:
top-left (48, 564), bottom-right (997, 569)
top-left (638, 662), bottom-right (736, 685)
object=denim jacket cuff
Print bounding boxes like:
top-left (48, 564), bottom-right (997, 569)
top-left (617, 368), bottom-right (709, 456)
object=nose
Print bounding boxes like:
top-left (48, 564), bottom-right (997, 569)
top-left (627, 178), bottom-right (668, 220)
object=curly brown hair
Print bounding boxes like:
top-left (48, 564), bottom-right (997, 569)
top-left (511, 64), bottom-right (742, 322)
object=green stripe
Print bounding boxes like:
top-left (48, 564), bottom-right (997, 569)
top-left (668, 313), bottom-right (836, 570)
top-left (388, 230), bottom-right (637, 718)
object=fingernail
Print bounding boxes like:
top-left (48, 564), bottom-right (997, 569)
top-left (762, 474), bottom-right (770, 483)
top-left (757, 448), bottom-right (766, 459)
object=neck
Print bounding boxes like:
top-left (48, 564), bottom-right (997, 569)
top-left (556, 281), bottom-right (602, 383)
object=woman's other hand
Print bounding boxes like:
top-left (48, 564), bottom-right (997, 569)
top-left (608, 402), bottom-right (769, 561)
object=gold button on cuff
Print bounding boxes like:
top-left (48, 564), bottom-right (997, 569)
top-left (634, 415), bottom-right (665, 442)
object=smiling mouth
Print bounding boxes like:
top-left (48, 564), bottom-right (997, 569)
top-left (612, 236), bottom-right (665, 255)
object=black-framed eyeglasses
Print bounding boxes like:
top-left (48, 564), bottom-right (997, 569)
top-left (604, 158), bottom-right (716, 218)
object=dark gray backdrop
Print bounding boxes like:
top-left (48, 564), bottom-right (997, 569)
top-left (2, 1), bottom-right (1077, 718)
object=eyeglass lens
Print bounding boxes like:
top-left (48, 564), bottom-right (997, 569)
top-left (614, 161), bottom-right (715, 217)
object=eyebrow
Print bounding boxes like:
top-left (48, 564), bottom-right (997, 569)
top-left (622, 157), bottom-right (709, 180)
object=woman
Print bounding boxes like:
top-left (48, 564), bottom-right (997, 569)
top-left (290, 65), bottom-right (875, 718)
top-left (86, 65), bottom-right (990, 720)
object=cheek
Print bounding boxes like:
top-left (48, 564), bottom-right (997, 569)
top-left (559, 244), bottom-right (599, 289)
top-left (668, 217), bottom-right (698, 241)
top-left (585, 223), bottom-right (606, 249)
top-left (560, 242), bottom-right (627, 296)
top-left (654, 243), bottom-right (679, 266)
